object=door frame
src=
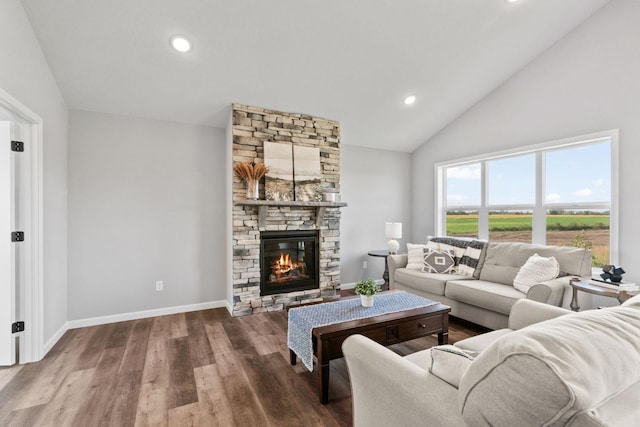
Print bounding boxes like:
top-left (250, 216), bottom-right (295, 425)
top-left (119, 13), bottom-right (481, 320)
top-left (0, 87), bottom-right (43, 363)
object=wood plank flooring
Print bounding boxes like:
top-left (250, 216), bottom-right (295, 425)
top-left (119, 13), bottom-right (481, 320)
top-left (0, 296), bottom-right (486, 426)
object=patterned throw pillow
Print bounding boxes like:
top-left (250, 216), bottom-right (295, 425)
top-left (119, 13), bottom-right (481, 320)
top-left (513, 253), bottom-right (560, 294)
top-left (426, 237), bottom-right (488, 277)
top-left (430, 237), bottom-right (469, 264)
top-left (458, 240), bottom-right (487, 278)
top-left (422, 248), bottom-right (456, 274)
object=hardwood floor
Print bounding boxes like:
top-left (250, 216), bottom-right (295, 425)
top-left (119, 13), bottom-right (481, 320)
top-left (0, 297), bottom-right (486, 427)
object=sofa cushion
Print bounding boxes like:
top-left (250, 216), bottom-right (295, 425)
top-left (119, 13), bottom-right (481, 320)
top-left (513, 253), bottom-right (559, 294)
top-left (479, 242), bottom-right (591, 286)
top-left (403, 348), bottom-right (432, 369)
top-left (394, 268), bottom-right (471, 296)
top-left (445, 280), bottom-right (524, 315)
top-left (459, 306), bottom-right (640, 427)
top-left (422, 248), bottom-right (456, 274)
top-left (406, 243), bottom-right (433, 270)
top-left (429, 345), bottom-right (479, 389)
top-left (454, 329), bottom-right (513, 352)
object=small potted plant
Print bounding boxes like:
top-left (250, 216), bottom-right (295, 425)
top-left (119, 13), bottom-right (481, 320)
top-left (355, 278), bottom-right (382, 307)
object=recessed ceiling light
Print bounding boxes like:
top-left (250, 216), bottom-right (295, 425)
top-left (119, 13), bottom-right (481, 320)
top-left (506, 0), bottom-right (519, 3)
top-left (170, 35), bottom-right (192, 53)
top-left (404, 95), bottom-right (416, 105)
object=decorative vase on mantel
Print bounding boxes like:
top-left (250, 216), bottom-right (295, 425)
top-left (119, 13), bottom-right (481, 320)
top-left (233, 161), bottom-right (269, 201)
top-left (246, 179), bottom-right (259, 200)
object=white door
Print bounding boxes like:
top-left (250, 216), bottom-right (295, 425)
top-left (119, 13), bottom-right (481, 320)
top-left (0, 121), bottom-right (16, 365)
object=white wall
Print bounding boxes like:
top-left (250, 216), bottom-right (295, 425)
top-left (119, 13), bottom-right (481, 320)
top-left (0, 1), bottom-right (68, 345)
top-left (341, 144), bottom-right (412, 285)
top-left (412, 0), bottom-right (640, 289)
top-left (68, 111), bottom-right (226, 320)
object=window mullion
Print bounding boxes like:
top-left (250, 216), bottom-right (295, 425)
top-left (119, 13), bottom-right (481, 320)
top-left (532, 151), bottom-right (546, 244)
top-left (478, 160), bottom-right (489, 240)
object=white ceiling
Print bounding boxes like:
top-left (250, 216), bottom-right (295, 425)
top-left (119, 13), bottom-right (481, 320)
top-left (20, 0), bottom-right (609, 152)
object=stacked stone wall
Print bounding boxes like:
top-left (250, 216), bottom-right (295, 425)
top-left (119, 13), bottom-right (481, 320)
top-left (231, 104), bottom-right (342, 316)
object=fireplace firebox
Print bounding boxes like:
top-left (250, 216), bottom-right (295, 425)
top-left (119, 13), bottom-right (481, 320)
top-left (260, 230), bottom-right (320, 296)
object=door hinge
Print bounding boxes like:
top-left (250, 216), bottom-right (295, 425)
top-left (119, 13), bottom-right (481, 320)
top-left (11, 231), bottom-right (24, 242)
top-left (12, 321), bottom-right (25, 334)
top-left (11, 140), bottom-right (24, 152)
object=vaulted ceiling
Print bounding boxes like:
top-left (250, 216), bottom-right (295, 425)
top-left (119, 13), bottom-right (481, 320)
top-left (21, 0), bottom-right (609, 152)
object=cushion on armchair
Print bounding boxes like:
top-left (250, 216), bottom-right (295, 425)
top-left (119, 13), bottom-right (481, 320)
top-left (429, 345), bottom-right (479, 389)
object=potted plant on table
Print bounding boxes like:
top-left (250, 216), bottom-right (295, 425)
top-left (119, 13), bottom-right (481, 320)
top-left (355, 278), bottom-right (382, 307)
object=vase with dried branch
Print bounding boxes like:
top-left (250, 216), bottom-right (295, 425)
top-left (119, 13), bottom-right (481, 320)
top-left (233, 161), bottom-right (269, 200)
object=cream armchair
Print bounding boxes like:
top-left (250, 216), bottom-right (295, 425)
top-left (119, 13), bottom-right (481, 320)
top-left (343, 298), bottom-right (640, 426)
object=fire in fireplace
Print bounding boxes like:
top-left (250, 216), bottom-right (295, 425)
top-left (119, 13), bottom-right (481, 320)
top-left (260, 230), bottom-right (319, 296)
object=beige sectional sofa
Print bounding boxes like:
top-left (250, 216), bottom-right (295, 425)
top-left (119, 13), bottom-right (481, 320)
top-left (389, 240), bottom-right (592, 330)
top-left (343, 296), bottom-right (640, 427)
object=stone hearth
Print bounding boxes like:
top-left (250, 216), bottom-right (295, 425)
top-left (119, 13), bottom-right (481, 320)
top-left (231, 104), bottom-right (345, 316)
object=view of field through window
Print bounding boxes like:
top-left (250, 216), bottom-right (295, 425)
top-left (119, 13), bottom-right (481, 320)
top-left (446, 210), bottom-right (610, 266)
top-left (442, 138), bottom-right (612, 267)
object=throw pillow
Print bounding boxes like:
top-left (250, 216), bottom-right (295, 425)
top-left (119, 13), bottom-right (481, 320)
top-left (406, 243), bottom-right (429, 270)
top-left (422, 248), bottom-right (456, 274)
top-left (430, 237), bottom-right (470, 260)
top-left (430, 345), bottom-right (479, 389)
top-left (513, 253), bottom-right (560, 294)
top-left (457, 240), bottom-right (487, 278)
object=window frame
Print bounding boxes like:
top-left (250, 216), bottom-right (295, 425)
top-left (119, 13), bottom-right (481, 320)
top-left (434, 130), bottom-right (619, 264)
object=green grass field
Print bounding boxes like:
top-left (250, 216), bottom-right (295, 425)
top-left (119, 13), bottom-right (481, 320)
top-left (446, 213), bottom-right (610, 266)
top-left (446, 214), bottom-right (609, 235)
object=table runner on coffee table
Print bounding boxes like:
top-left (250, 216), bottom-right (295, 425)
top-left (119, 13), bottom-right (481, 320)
top-left (288, 291), bottom-right (436, 371)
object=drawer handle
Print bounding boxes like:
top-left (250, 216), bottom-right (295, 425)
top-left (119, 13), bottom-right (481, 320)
top-left (419, 323), bottom-right (426, 328)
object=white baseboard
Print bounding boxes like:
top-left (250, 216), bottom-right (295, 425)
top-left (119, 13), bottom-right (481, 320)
top-left (43, 322), bottom-right (69, 356)
top-left (67, 300), bottom-right (229, 329)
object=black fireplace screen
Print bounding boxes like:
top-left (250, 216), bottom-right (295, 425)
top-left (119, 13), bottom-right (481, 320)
top-left (260, 230), bottom-right (319, 296)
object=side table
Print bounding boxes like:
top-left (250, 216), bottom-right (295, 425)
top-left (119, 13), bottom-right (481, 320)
top-left (569, 278), bottom-right (638, 311)
top-left (367, 250), bottom-right (398, 291)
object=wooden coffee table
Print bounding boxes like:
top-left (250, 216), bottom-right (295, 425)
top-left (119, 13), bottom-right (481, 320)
top-left (289, 293), bottom-right (450, 404)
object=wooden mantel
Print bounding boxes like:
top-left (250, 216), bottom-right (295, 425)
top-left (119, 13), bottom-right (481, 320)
top-left (234, 200), bottom-right (348, 228)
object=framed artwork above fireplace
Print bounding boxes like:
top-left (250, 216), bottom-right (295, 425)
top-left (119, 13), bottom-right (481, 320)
top-left (264, 141), bottom-right (294, 201)
top-left (264, 141), bottom-right (322, 202)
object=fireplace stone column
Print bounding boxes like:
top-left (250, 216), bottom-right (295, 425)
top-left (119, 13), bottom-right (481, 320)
top-left (230, 104), bottom-right (344, 316)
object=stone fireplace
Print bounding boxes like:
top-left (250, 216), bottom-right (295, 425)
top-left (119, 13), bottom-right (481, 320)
top-left (231, 104), bottom-right (346, 316)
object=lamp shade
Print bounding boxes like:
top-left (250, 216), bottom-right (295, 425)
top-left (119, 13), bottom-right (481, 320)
top-left (385, 222), bottom-right (402, 239)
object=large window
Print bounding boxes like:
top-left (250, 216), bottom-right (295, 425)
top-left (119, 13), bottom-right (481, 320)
top-left (437, 131), bottom-right (617, 267)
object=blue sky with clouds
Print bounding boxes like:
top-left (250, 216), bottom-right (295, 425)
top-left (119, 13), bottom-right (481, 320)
top-left (447, 142), bottom-right (611, 207)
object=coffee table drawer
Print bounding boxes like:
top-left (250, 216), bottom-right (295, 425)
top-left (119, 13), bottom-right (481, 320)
top-left (397, 315), bottom-right (444, 340)
top-left (325, 328), bottom-right (387, 357)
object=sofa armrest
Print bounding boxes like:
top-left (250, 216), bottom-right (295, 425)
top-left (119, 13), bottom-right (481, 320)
top-left (387, 254), bottom-right (408, 289)
top-left (508, 299), bottom-right (570, 330)
top-left (526, 276), bottom-right (571, 306)
top-left (342, 335), bottom-right (463, 427)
